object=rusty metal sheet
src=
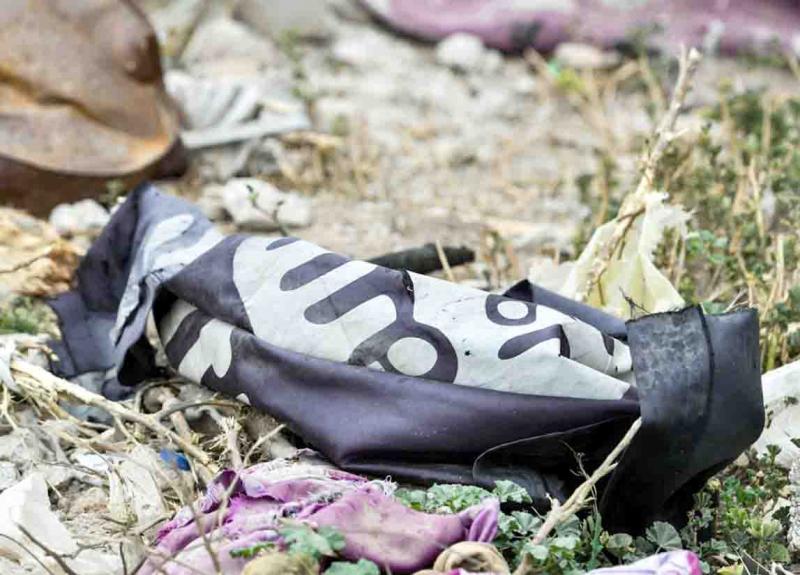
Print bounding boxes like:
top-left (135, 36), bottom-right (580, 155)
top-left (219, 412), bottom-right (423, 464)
top-left (0, 0), bottom-right (184, 214)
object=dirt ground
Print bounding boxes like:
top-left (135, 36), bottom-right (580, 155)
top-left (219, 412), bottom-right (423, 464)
top-left (157, 0), bottom-right (798, 280)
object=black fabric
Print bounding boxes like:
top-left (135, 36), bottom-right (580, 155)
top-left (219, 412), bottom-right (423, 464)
top-left (599, 307), bottom-right (764, 532)
top-left (48, 186), bottom-right (765, 532)
top-left (504, 280), bottom-right (628, 342)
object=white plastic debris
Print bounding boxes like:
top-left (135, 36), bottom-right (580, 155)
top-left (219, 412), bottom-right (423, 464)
top-left (0, 461), bottom-right (18, 492)
top-left (108, 445), bottom-right (167, 529)
top-left (558, 192), bottom-right (689, 319)
top-left (48, 199), bottom-right (110, 236)
top-left (0, 473), bottom-right (119, 574)
top-left (754, 359), bottom-right (800, 468)
top-left (166, 70), bottom-right (263, 131)
top-left (165, 71), bottom-right (310, 149)
top-left (436, 33), bottom-right (489, 72)
top-left (0, 473), bottom-right (76, 561)
top-left (222, 178), bottom-right (313, 231)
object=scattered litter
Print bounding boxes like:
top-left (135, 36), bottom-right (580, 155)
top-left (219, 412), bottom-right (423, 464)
top-left (165, 71), bottom-right (310, 149)
top-left (160, 448), bottom-right (192, 471)
top-left (0, 0), bottom-right (183, 215)
top-left (108, 444), bottom-right (169, 529)
top-left (368, 243), bottom-right (475, 275)
top-left (166, 71), bottom-right (265, 131)
top-left (0, 208), bottom-right (79, 298)
top-left (559, 192), bottom-right (689, 319)
top-left (221, 178), bottom-right (313, 230)
top-left (0, 2), bottom-right (794, 573)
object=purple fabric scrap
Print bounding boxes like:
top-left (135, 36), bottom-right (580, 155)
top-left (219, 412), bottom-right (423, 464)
top-left (360, 0), bottom-right (800, 55)
top-left (140, 459), bottom-right (499, 575)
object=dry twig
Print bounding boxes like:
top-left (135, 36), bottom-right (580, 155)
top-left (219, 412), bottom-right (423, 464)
top-left (577, 47), bottom-right (702, 302)
top-left (7, 359), bottom-right (218, 476)
top-left (513, 417), bottom-right (643, 575)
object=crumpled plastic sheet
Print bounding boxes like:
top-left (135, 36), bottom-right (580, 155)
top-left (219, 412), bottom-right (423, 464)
top-left (360, 0), bottom-right (800, 55)
top-left (559, 192), bottom-right (689, 320)
top-left (49, 185), bottom-right (764, 534)
top-left (140, 459), bottom-right (499, 575)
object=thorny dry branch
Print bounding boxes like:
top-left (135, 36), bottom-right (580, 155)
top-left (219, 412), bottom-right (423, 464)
top-left (512, 417), bottom-right (643, 575)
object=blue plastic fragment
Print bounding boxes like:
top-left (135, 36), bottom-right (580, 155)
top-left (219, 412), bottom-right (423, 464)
top-left (160, 448), bottom-right (191, 471)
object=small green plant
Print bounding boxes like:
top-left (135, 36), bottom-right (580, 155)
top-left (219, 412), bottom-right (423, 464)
top-left (229, 521), bottom-right (345, 562)
top-left (395, 456), bottom-right (797, 574)
top-left (281, 522), bottom-right (346, 561)
top-left (680, 446), bottom-right (794, 572)
top-left (229, 541), bottom-right (276, 559)
top-left (324, 558), bottom-right (381, 575)
top-left (0, 297), bottom-right (50, 335)
top-left (637, 88), bottom-right (800, 368)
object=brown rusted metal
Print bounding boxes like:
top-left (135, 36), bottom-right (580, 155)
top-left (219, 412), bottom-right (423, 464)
top-left (0, 0), bottom-right (184, 215)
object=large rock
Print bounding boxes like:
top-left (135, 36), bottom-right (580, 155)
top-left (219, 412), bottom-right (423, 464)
top-left (49, 200), bottom-right (110, 237)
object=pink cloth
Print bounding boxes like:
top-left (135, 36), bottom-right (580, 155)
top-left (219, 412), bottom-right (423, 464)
top-left (140, 460), bottom-right (499, 575)
top-left (361, 0), bottom-right (800, 55)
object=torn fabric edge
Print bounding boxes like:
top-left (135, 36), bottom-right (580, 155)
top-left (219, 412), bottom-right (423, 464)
top-left (49, 185), bottom-right (764, 532)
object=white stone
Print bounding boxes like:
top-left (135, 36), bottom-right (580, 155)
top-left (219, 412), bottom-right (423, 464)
top-left (197, 184), bottom-right (228, 220)
top-left (754, 359), bottom-right (800, 468)
top-left (222, 178), bottom-right (312, 230)
top-left (332, 31), bottom-right (401, 68)
top-left (235, 0), bottom-right (331, 39)
top-left (436, 33), bottom-right (487, 72)
top-left (49, 199), bottom-right (110, 236)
